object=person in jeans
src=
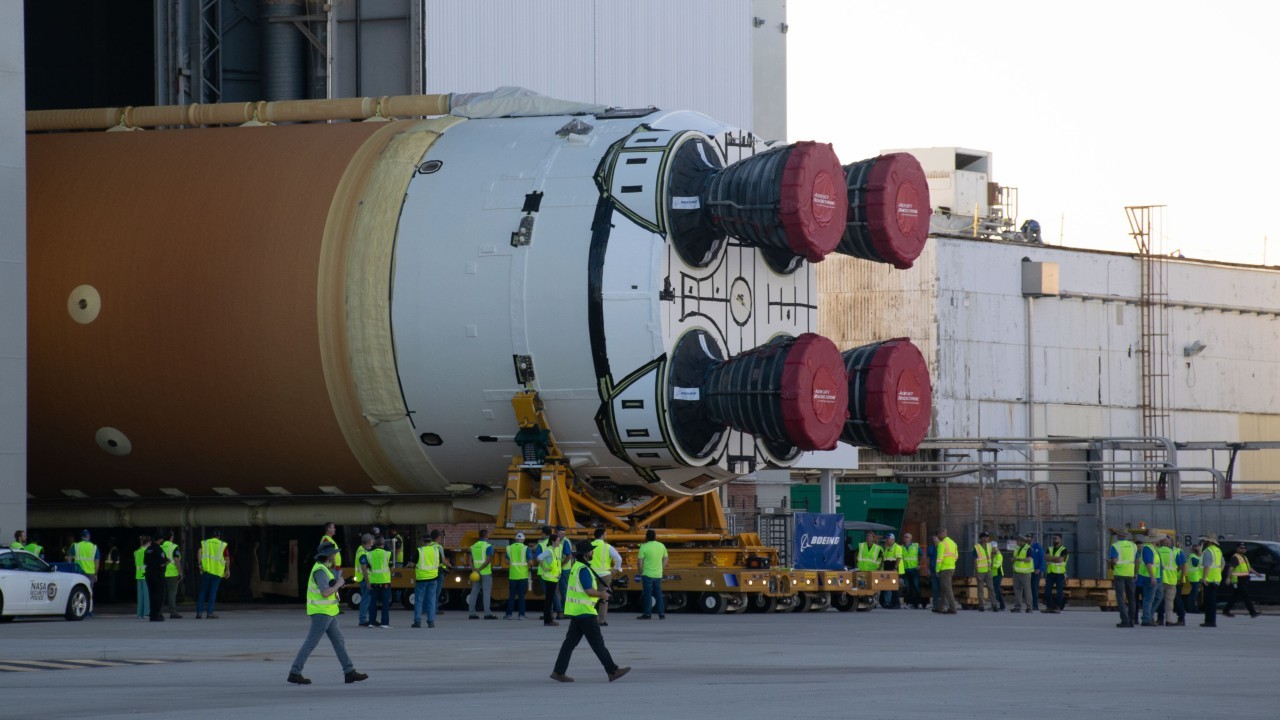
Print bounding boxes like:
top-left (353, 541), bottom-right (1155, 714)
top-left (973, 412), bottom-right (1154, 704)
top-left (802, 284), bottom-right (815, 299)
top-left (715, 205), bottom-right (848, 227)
top-left (1108, 528), bottom-right (1137, 628)
top-left (287, 544), bottom-right (368, 686)
top-left (195, 528), bottom-right (229, 619)
top-left (536, 526), bottom-right (564, 626)
top-left (411, 530), bottom-right (448, 628)
top-left (504, 532), bottom-right (531, 620)
top-left (467, 528), bottom-right (497, 620)
top-left (366, 534), bottom-right (392, 628)
top-left (1029, 535), bottom-right (1045, 612)
top-left (353, 534), bottom-right (374, 626)
top-left (636, 529), bottom-right (668, 619)
top-left (927, 532), bottom-right (940, 611)
top-left (898, 532), bottom-right (923, 609)
top-left (134, 534), bottom-right (152, 620)
top-left (1176, 541), bottom-right (1203, 621)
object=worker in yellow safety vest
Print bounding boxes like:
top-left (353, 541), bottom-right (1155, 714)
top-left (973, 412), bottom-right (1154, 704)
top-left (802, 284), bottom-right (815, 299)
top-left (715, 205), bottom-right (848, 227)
top-left (410, 529), bottom-right (449, 628)
top-left (367, 535), bottom-right (393, 627)
top-left (548, 539), bottom-right (630, 683)
top-left (1011, 534), bottom-right (1035, 613)
top-left (1222, 541), bottom-right (1260, 619)
top-left (1108, 528), bottom-right (1137, 628)
top-left (590, 528), bottom-right (622, 625)
top-left (321, 522), bottom-right (342, 568)
top-left (504, 532), bottom-right (532, 621)
top-left (1044, 534), bottom-right (1069, 613)
top-left (10, 529), bottom-right (26, 551)
top-left (856, 532), bottom-right (883, 572)
top-left (536, 525), bottom-right (565, 627)
top-left (353, 534), bottom-right (374, 626)
top-left (1156, 535), bottom-right (1183, 625)
top-left (160, 529), bottom-right (183, 619)
top-left (973, 531), bottom-right (999, 612)
top-left (71, 529), bottom-right (100, 618)
top-left (899, 532), bottom-right (924, 609)
top-left (933, 528), bottom-right (959, 614)
top-left (195, 528), bottom-right (229, 619)
top-left (134, 534), bottom-right (153, 619)
top-left (1198, 535), bottom-right (1224, 627)
top-left (467, 528), bottom-right (498, 620)
top-left (287, 543), bottom-right (368, 686)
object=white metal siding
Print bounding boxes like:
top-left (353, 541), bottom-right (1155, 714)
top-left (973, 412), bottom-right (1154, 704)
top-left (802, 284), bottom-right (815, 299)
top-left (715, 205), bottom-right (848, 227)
top-left (0, 3), bottom-right (27, 533)
top-left (423, 0), bottom-right (764, 137)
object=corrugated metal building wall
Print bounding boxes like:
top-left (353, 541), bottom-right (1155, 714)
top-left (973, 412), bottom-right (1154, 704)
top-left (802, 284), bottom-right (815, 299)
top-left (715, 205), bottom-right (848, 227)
top-left (818, 236), bottom-right (1280, 490)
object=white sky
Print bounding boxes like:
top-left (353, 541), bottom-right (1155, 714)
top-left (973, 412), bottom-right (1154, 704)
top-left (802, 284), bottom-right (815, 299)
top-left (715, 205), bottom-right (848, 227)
top-left (787, 1), bottom-right (1280, 266)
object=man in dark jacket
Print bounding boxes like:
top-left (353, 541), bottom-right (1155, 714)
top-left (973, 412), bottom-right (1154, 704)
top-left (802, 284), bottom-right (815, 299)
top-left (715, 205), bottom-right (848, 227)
top-left (143, 533), bottom-right (169, 622)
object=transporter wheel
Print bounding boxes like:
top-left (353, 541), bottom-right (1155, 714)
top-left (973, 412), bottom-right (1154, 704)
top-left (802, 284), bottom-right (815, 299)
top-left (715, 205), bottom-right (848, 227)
top-left (401, 590), bottom-right (416, 610)
top-left (698, 592), bottom-right (727, 614)
top-left (807, 593), bottom-right (831, 612)
top-left (774, 595), bottom-right (798, 612)
top-left (724, 594), bottom-right (746, 613)
top-left (608, 590), bottom-right (633, 612)
top-left (831, 592), bottom-right (855, 612)
top-left (746, 593), bottom-right (777, 613)
top-left (346, 589), bottom-right (363, 610)
top-left (855, 597), bottom-right (876, 612)
top-left (64, 587), bottom-right (90, 621)
top-left (664, 592), bottom-right (688, 613)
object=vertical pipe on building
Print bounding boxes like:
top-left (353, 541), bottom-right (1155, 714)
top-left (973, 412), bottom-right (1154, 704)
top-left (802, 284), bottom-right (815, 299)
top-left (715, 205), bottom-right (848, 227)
top-left (261, 0), bottom-right (307, 101)
top-left (819, 469), bottom-right (835, 515)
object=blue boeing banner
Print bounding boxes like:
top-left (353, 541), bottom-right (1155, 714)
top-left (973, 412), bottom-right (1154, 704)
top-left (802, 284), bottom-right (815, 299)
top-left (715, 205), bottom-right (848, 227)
top-left (793, 512), bottom-right (845, 570)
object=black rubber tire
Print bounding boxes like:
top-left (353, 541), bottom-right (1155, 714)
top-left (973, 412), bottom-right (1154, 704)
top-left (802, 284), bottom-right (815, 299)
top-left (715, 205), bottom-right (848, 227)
top-left (607, 590), bottom-right (632, 612)
top-left (0, 591), bottom-right (12, 621)
top-left (745, 593), bottom-right (777, 613)
top-left (664, 592), bottom-right (688, 613)
top-left (832, 592), bottom-right (855, 612)
top-left (346, 589), bottom-right (362, 610)
top-left (64, 587), bottom-right (90, 621)
top-left (698, 592), bottom-right (726, 614)
top-left (855, 597), bottom-right (876, 612)
top-left (401, 589), bottom-right (416, 610)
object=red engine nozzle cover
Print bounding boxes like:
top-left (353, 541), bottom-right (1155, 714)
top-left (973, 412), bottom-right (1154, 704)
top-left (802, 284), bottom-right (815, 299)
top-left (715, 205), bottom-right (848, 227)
top-left (840, 152), bottom-right (931, 269)
top-left (780, 142), bottom-right (849, 262)
top-left (842, 337), bottom-right (932, 455)
top-left (779, 333), bottom-right (849, 451)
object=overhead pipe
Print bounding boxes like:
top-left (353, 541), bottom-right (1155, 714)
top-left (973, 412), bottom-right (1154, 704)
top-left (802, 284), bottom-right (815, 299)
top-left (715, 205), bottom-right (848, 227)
top-left (26, 94), bottom-right (453, 132)
top-left (28, 500), bottom-right (455, 529)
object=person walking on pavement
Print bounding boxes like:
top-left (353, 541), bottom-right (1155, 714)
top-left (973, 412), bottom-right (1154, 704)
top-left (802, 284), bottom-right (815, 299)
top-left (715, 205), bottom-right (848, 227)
top-left (412, 530), bottom-right (453, 625)
top-left (1222, 542), bottom-right (1261, 619)
top-left (367, 534), bottom-right (393, 628)
top-left (1011, 534), bottom-right (1035, 612)
top-left (899, 532), bottom-right (923, 609)
top-left (1108, 528), bottom-right (1137, 628)
top-left (71, 529), bottom-right (99, 617)
top-left (504, 532), bottom-right (532, 621)
top-left (636, 529), bottom-right (668, 619)
top-left (287, 544), bottom-right (369, 686)
top-left (143, 532), bottom-right (169, 622)
top-left (1199, 535), bottom-right (1224, 627)
top-left (934, 528), bottom-right (959, 614)
top-left (134, 534), bottom-right (152, 619)
top-left (354, 534), bottom-right (374, 626)
top-left (195, 529), bottom-right (229, 619)
top-left (468, 528), bottom-right (498, 620)
top-left (536, 526), bottom-right (564, 627)
top-left (590, 528), bottom-right (622, 625)
top-left (1043, 534), bottom-right (1069, 613)
top-left (973, 531), bottom-right (999, 612)
top-left (549, 539), bottom-right (630, 684)
top-left (160, 530), bottom-right (183, 619)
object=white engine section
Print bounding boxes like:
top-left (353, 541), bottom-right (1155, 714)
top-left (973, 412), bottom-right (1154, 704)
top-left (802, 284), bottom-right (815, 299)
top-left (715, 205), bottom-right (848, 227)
top-left (392, 110), bottom-right (818, 497)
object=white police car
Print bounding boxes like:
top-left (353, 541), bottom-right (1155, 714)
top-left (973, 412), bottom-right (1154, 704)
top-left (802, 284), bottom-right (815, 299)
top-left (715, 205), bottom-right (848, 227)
top-left (0, 548), bottom-right (93, 621)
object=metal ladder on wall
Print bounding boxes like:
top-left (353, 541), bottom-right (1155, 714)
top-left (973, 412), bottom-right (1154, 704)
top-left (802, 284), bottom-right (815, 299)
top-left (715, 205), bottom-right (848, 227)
top-left (1126, 205), bottom-right (1172, 494)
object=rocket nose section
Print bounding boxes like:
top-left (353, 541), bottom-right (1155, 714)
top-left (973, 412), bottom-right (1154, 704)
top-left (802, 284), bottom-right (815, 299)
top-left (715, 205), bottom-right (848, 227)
top-left (840, 338), bottom-right (932, 455)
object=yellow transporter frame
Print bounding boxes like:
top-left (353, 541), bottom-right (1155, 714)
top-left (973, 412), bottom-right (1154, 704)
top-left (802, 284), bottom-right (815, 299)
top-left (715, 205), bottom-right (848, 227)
top-left (444, 392), bottom-right (880, 615)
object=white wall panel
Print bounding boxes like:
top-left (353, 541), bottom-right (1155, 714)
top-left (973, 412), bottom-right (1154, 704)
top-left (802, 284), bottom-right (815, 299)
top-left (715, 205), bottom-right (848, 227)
top-left (0, 2), bottom-right (25, 533)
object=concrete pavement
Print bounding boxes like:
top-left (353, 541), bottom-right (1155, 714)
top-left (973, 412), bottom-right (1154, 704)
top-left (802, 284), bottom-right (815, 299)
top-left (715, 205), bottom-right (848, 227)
top-left (0, 604), bottom-right (1272, 719)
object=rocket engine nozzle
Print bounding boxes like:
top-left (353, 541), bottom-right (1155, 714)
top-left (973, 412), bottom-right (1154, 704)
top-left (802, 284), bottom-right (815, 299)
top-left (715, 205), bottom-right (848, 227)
top-left (836, 152), bottom-right (932, 269)
top-left (668, 331), bottom-right (849, 461)
top-left (840, 337), bottom-right (932, 455)
top-left (694, 141), bottom-right (849, 274)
